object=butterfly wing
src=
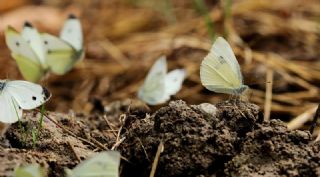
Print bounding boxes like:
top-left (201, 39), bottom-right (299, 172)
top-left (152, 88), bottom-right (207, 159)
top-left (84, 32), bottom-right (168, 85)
top-left (14, 164), bottom-right (46, 177)
top-left (200, 46), bottom-right (243, 94)
top-left (21, 22), bottom-right (48, 68)
top-left (138, 56), bottom-right (168, 105)
top-left (6, 80), bottom-right (50, 110)
top-left (12, 54), bottom-right (45, 83)
top-left (5, 26), bottom-right (44, 82)
top-left (165, 69), bottom-right (186, 96)
top-left (0, 82), bottom-right (22, 123)
top-left (60, 14), bottom-right (83, 51)
top-left (211, 37), bottom-right (243, 82)
top-left (41, 33), bottom-right (78, 75)
top-left (66, 151), bottom-right (120, 177)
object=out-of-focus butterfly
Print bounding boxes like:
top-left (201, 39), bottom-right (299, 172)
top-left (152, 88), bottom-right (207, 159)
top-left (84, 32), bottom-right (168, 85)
top-left (0, 80), bottom-right (51, 123)
top-left (200, 37), bottom-right (248, 95)
top-left (138, 56), bottom-right (186, 105)
top-left (65, 151), bottom-right (121, 177)
top-left (5, 14), bottom-right (84, 82)
top-left (14, 164), bottom-right (46, 177)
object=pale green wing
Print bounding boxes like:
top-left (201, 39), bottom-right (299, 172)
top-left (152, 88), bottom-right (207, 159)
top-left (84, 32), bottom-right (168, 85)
top-left (41, 33), bottom-right (78, 75)
top-left (12, 54), bottom-right (45, 83)
top-left (211, 37), bottom-right (244, 83)
top-left (14, 164), bottom-right (46, 177)
top-left (200, 51), bottom-right (242, 94)
top-left (5, 26), bottom-right (44, 82)
top-left (66, 151), bottom-right (121, 177)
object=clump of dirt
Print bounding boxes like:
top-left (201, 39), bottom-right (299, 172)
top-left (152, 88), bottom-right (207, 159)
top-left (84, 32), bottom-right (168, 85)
top-left (0, 100), bottom-right (319, 177)
top-left (119, 100), bottom-right (320, 177)
top-left (225, 120), bottom-right (320, 176)
top-left (3, 112), bottom-right (94, 177)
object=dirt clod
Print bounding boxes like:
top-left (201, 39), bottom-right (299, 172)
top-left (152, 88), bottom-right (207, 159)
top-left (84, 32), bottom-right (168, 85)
top-left (119, 100), bottom-right (320, 177)
top-left (1, 100), bottom-right (319, 177)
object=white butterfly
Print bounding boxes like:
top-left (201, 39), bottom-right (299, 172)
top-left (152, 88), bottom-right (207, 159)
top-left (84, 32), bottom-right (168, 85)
top-left (0, 80), bottom-right (51, 123)
top-left (65, 151), bottom-right (120, 177)
top-left (200, 37), bottom-right (248, 95)
top-left (138, 56), bottom-right (186, 105)
top-left (4, 14), bottom-right (84, 83)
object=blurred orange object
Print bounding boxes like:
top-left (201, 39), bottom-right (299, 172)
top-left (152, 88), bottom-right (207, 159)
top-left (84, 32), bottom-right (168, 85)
top-left (0, 0), bottom-right (31, 12)
top-left (0, 5), bottom-right (81, 37)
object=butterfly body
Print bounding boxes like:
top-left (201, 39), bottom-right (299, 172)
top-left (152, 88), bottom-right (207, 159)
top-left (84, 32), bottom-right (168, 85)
top-left (200, 37), bottom-right (248, 95)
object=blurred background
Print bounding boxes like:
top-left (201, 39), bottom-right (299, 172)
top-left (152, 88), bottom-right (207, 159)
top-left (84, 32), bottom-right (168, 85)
top-left (0, 0), bottom-right (319, 131)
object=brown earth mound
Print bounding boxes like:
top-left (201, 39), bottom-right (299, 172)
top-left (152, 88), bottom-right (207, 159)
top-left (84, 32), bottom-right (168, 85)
top-left (0, 100), bottom-right (319, 177)
top-left (119, 100), bottom-right (320, 177)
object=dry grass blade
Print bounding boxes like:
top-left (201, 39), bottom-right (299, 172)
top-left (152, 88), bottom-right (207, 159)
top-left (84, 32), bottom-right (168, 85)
top-left (287, 106), bottom-right (318, 130)
top-left (264, 67), bottom-right (273, 121)
top-left (309, 104), bottom-right (320, 134)
top-left (149, 141), bottom-right (164, 177)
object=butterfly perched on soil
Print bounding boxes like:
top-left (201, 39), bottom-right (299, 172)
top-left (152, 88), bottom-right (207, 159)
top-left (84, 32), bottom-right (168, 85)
top-left (0, 80), bottom-right (51, 123)
top-left (138, 56), bottom-right (186, 105)
top-left (200, 37), bottom-right (248, 95)
top-left (5, 14), bottom-right (84, 82)
top-left (65, 151), bottom-right (120, 177)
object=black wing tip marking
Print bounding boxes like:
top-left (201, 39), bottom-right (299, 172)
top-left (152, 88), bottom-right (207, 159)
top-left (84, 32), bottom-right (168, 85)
top-left (42, 87), bottom-right (51, 100)
top-left (0, 82), bottom-right (6, 91)
top-left (24, 21), bottom-right (33, 28)
top-left (68, 14), bottom-right (77, 19)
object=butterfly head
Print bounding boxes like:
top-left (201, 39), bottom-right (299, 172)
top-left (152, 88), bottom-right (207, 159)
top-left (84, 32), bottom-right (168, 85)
top-left (234, 85), bottom-right (249, 95)
top-left (68, 14), bottom-right (77, 19)
top-left (24, 21), bottom-right (33, 28)
top-left (42, 87), bottom-right (51, 101)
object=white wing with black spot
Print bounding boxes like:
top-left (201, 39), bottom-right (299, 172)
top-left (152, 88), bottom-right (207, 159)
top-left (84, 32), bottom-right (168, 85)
top-left (60, 14), bottom-right (83, 51)
top-left (21, 22), bottom-right (48, 68)
top-left (6, 80), bottom-right (51, 110)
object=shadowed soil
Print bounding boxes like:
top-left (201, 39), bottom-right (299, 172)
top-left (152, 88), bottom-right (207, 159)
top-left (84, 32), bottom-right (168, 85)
top-left (0, 100), bottom-right (319, 177)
